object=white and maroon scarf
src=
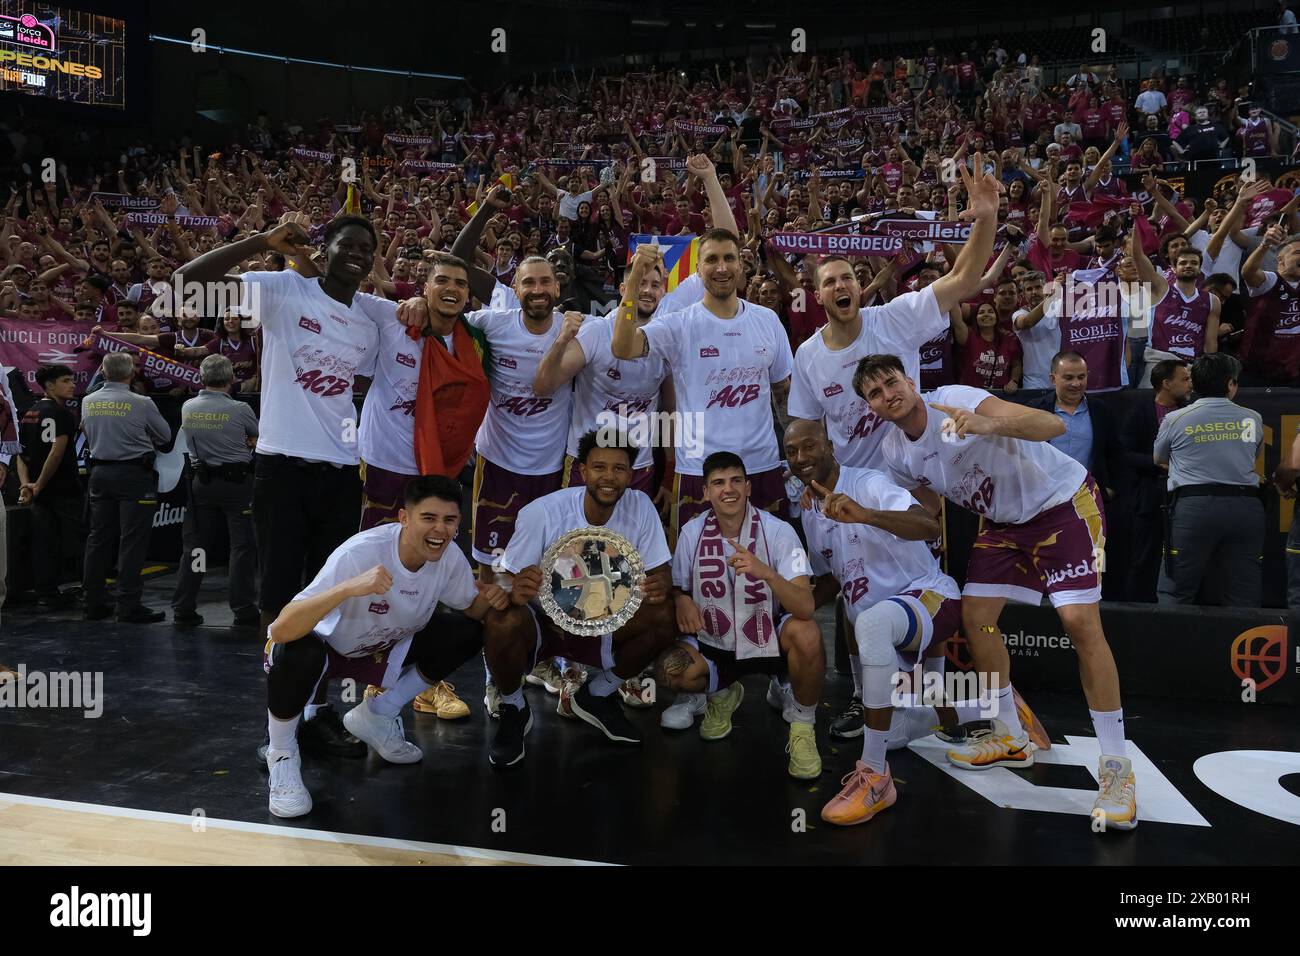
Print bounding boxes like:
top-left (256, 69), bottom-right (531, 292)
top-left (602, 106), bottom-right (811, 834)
top-left (693, 504), bottom-right (778, 660)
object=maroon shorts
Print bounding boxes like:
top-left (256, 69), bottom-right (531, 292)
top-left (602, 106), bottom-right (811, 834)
top-left (523, 602), bottom-right (617, 671)
top-left (672, 466), bottom-right (790, 537)
top-left (964, 477), bottom-right (1107, 609)
top-left (471, 455), bottom-right (563, 565)
top-left (562, 455), bottom-right (656, 496)
top-left (360, 462), bottom-right (415, 531)
top-left (262, 634), bottom-right (412, 690)
top-left (891, 588), bottom-right (962, 667)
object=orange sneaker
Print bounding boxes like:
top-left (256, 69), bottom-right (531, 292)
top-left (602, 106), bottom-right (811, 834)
top-left (945, 721), bottom-right (1034, 771)
top-left (821, 761), bottom-right (897, 826)
top-left (1013, 688), bottom-right (1051, 751)
top-left (413, 681), bottom-right (470, 719)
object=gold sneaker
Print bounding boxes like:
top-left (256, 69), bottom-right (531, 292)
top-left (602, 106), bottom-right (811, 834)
top-left (700, 682), bottom-right (745, 741)
top-left (413, 681), bottom-right (470, 719)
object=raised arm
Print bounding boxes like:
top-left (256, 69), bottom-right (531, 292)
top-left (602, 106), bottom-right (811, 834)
top-left (930, 395), bottom-right (1066, 442)
top-left (534, 311), bottom-right (589, 395)
top-left (448, 183), bottom-right (513, 303)
top-left (610, 244), bottom-right (662, 360)
top-left (929, 153), bottom-right (1003, 314)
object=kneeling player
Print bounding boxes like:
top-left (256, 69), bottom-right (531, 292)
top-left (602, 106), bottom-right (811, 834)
top-left (263, 476), bottom-right (504, 818)
top-left (654, 452), bottom-right (824, 780)
top-left (484, 430), bottom-right (676, 767)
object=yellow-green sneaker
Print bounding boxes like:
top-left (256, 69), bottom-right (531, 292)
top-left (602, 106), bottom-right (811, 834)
top-left (700, 682), bottom-right (745, 740)
top-left (786, 722), bottom-right (822, 779)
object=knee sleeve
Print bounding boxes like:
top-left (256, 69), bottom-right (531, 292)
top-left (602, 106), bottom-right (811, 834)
top-left (266, 638), bottom-right (328, 718)
top-left (855, 600), bottom-right (916, 710)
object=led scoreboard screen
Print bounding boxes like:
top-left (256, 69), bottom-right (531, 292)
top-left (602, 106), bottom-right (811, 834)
top-left (0, 3), bottom-right (125, 109)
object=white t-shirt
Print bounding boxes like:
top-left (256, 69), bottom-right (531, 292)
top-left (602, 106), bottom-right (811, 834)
top-left (1135, 89), bottom-right (1167, 115)
top-left (788, 286), bottom-right (946, 469)
top-left (278, 523), bottom-right (477, 659)
top-left (1013, 306), bottom-right (1061, 390)
top-left (1188, 228), bottom-right (1245, 281)
top-left (672, 508), bottom-right (809, 597)
top-left (240, 270), bottom-right (379, 465)
top-left (463, 307), bottom-right (572, 475)
top-left (558, 188), bottom-right (596, 221)
top-left (490, 281), bottom-right (521, 311)
top-left (879, 384), bottom-right (1088, 525)
top-left (642, 299), bottom-right (794, 476)
top-left (355, 295), bottom-right (421, 475)
top-left (501, 486), bottom-right (671, 574)
top-left (571, 315), bottom-right (670, 469)
top-left (654, 273), bottom-right (704, 317)
top-left (803, 467), bottom-right (958, 626)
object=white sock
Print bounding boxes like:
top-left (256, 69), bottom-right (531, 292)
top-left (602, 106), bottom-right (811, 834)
top-left (302, 703), bottom-right (321, 722)
top-left (1090, 708), bottom-right (1127, 757)
top-left (370, 667), bottom-right (428, 718)
top-left (997, 685), bottom-right (1025, 737)
top-left (268, 712), bottom-right (300, 753)
top-left (861, 726), bottom-right (890, 772)
top-left (502, 687), bottom-right (525, 709)
top-left (848, 654), bottom-right (863, 699)
top-left (587, 668), bottom-right (621, 698)
top-left (789, 699), bottom-right (816, 724)
top-left (952, 703), bottom-right (987, 724)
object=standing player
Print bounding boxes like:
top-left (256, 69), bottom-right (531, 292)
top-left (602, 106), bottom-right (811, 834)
top-left (611, 231), bottom-right (794, 532)
top-left (483, 431), bottom-right (675, 767)
top-left (263, 476), bottom-right (503, 817)
top-left (652, 452), bottom-right (824, 780)
top-left (784, 419), bottom-right (1048, 825)
top-left (787, 154), bottom-right (1003, 469)
top-left (854, 354), bottom-right (1135, 831)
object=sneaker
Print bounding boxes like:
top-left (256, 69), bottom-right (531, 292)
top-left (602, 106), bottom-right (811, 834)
top-left (231, 610), bottom-right (262, 627)
top-left (300, 705), bottom-right (367, 758)
top-left (1093, 755), bottom-right (1138, 831)
top-left (660, 692), bottom-right (706, 730)
top-left (945, 720), bottom-right (1034, 771)
top-left (618, 676), bottom-right (655, 708)
top-left (267, 748), bottom-right (312, 818)
top-left (569, 684), bottom-right (641, 744)
top-left (830, 697), bottom-right (866, 739)
top-left (342, 699), bottom-right (423, 764)
top-left (786, 722), bottom-right (822, 779)
top-left (556, 668), bottom-right (587, 719)
top-left (525, 658), bottom-right (564, 695)
top-left (484, 682), bottom-right (502, 720)
top-left (172, 610), bottom-right (204, 626)
top-left (1013, 688), bottom-right (1051, 751)
top-left (821, 760), bottom-right (897, 825)
top-left (413, 681), bottom-right (470, 719)
top-left (934, 719), bottom-right (996, 744)
top-left (765, 676), bottom-right (792, 722)
top-left (489, 701), bottom-right (533, 768)
top-left (700, 682), bottom-right (745, 741)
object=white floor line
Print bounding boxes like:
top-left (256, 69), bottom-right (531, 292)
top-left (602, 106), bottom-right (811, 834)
top-left (0, 791), bottom-right (615, 866)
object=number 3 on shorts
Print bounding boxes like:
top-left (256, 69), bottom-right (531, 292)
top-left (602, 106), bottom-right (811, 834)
top-left (488, 531), bottom-right (498, 547)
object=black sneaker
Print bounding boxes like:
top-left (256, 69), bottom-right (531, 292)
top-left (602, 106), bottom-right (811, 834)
top-left (569, 683), bottom-right (641, 744)
top-left (830, 697), bottom-right (865, 739)
top-left (489, 701), bottom-right (533, 768)
top-left (300, 705), bottom-right (367, 758)
top-left (173, 610), bottom-right (205, 626)
top-left (935, 719), bottom-right (997, 744)
top-left (117, 605), bottom-right (165, 624)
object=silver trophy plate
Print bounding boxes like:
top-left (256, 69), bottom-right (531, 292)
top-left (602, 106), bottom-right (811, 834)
top-left (538, 527), bottom-right (646, 636)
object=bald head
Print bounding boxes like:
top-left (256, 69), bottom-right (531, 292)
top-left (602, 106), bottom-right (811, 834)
top-left (783, 418), bottom-right (835, 490)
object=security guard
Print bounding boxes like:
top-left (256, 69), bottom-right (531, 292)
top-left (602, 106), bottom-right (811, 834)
top-left (81, 351), bottom-right (173, 622)
top-left (171, 355), bottom-right (260, 628)
top-left (1154, 353), bottom-right (1265, 607)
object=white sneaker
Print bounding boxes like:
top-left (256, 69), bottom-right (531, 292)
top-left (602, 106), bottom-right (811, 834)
top-left (660, 692), bottom-right (707, 730)
top-left (484, 682), bottom-right (501, 720)
top-left (267, 748), bottom-right (312, 818)
top-left (342, 699), bottom-right (423, 764)
top-left (765, 676), bottom-right (793, 722)
top-left (525, 658), bottom-right (564, 694)
top-left (1093, 755), bottom-right (1138, 831)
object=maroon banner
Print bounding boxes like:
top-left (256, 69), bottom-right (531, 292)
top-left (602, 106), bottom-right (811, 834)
top-left (0, 318), bottom-right (100, 395)
top-left (90, 330), bottom-right (203, 390)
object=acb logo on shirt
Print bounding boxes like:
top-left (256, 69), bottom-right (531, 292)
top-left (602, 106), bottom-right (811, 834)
top-left (706, 383), bottom-right (760, 409)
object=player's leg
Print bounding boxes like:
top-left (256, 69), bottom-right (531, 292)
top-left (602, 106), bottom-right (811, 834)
top-left (655, 640), bottom-right (710, 729)
top-left (567, 598), bottom-right (674, 743)
top-left (348, 612), bottom-right (486, 762)
top-left (482, 603), bottom-right (541, 767)
top-left (778, 616), bottom-right (824, 779)
top-left (830, 596), bottom-right (865, 738)
top-left (263, 636), bottom-right (329, 818)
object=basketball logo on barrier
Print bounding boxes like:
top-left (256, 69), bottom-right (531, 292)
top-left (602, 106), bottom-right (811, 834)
top-left (1229, 626), bottom-right (1288, 693)
top-left (1271, 40), bottom-right (1290, 62)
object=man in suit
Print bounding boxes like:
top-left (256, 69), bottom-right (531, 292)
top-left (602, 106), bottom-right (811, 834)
top-left (1117, 359), bottom-right (1191, 601)
top-left (1025, 351), bottom-right (1124, 596)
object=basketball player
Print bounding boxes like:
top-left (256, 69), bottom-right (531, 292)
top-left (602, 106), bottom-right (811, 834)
top-left (483, 430), bottom-right (675, 767)
top-left (652, 452), bottom-right (824, 780)
top-left (784, 419), bottom-right (1048, 825)
top-left (611, 231), bottom-right (794, 532)
top-left (854, 353), bottom-right (1136, 830)
top-left (263, 476), bottom-right (505, 817)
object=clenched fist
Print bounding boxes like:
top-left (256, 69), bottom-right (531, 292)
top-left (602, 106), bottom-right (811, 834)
top-left (348, 564), bottom-right (393, 598)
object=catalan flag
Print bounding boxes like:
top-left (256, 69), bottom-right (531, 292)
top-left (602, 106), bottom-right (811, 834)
top-left (466, 173), bottom-right (515, 217)
top-left (343, 182), bottom-right (362, 216)
top-left (628, 234), bottom-right (698, 292)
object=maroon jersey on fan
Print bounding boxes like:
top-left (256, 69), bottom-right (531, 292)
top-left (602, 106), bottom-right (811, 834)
top-left (1240, 119), bottom-right (1271, 158)
top-left (1103, 99), bottom-right (1127, 133)
top-left (1090, 172), bottom-right (1127, 199)
top-left (958, 332), bottom-right (1021, 390)
top-left (207, 335), bottom-right (259, 384)
top-left (1079, 109), bottom-right (1106, 141)
top-left (919, 329), bottom-right (954, 390)
top-left (1150, 287), bottom-right (1213, 360)
top-left (1028, 233), bottom-right (1085, 285)
top-left (1243, 273), bottom-right (1300, 382)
